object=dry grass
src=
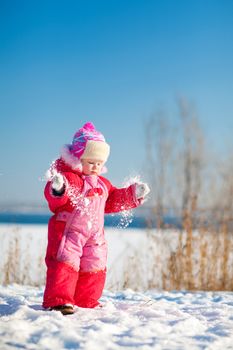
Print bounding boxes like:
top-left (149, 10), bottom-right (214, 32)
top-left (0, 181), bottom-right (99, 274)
top-left (2, 227), bottom-right (21, 285)
top-left (1, 225), bottom-right (46, 286)
top-left (148, 217), bottom-right (233, 292)
top-left (117, 208), bottom-right (233, 292)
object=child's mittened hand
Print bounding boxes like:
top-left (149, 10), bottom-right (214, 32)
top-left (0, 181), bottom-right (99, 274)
top-left (51, 173), bottom-right (64, 191)
top-left (135, 182), bottom-right (150, 199)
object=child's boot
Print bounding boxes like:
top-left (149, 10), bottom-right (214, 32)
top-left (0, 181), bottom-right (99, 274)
top-left (51, 304), bottom-right (74, 315)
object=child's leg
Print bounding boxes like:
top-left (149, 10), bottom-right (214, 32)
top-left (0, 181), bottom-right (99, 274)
top-left (74, 241), bottom-right (107, 308)
top-left (74, 269), bottom-right (106, 308)
top-left (43, 216), bottom-right (86, 309)
top-left (43, 259), bottom-right (79, 309)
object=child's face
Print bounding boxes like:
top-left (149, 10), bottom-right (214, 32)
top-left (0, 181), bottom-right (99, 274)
top-left (81, 159), bottom-right (105, 176)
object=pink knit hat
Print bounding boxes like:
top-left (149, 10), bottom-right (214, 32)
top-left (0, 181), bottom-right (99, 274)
top-left (61, 122), bottom-right (110, 169)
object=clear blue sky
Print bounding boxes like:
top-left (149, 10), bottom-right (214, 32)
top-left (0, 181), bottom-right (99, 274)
top-left (0, 0), bottom-right (233, 206)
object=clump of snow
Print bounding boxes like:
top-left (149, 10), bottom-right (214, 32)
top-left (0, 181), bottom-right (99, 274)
top-left (116, 174), bottom-right (145, 229)
top-left (123, 174), bottom-right (142, 187)
top-left (44, 160), bottom-right (57, 181)
top-left (87, 221), bottom-right (92, 230)
top-left (117, 209), bottom-right (133, 229)
top-left (1, 284), bottom-right (233, 350)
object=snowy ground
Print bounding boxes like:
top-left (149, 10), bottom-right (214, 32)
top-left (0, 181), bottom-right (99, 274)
top-left (1, 284), bottom-right (233, 350)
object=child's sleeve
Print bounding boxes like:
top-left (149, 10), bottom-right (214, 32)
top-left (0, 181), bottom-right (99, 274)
top-left (44, 172), bottom-right (82, 213)
top-left (101, 177), bottom-right (142, 214)
top-left (44, 181), bottom-right (69, 213)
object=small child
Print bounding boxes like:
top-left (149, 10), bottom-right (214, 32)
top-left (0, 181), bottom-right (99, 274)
top-left (43, 122), bottom-right (150, 315)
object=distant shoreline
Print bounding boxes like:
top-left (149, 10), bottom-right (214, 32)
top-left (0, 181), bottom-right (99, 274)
top-left (0, 212), bottom-right (147, 228)
top-left (0, 212), bottom-right (182, 229)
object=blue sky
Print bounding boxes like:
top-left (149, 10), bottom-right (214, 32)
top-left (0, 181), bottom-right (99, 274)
top-left (0, 0), bottom-right (233, 206)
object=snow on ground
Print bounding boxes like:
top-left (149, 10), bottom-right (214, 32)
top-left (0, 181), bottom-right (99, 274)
top-left (1, 284), bottom-right (233, 350)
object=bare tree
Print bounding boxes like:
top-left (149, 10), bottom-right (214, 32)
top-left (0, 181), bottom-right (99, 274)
top-left (176, 97), bottom-right (205, 221)
top-left (145, 98), bottom-right (205, 224)
top-left (144, 98), bottom-right (233, 291)
top-left (215, 153), bottom-right (233, 222)
top-left (145, 110), bottom-right (175, 228)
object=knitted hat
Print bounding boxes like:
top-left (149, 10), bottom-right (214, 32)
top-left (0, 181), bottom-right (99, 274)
top-left (61, 122), bottom-right (110, 169)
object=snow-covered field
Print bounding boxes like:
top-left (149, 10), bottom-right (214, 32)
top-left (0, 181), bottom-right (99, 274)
top-left (1, 284), bottom-right (233, 350)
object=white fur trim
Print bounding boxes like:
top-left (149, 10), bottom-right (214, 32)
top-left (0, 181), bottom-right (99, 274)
top-left (60, 145), bottom-right (83, 171)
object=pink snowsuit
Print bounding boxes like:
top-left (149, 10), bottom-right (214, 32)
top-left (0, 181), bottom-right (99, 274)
top-left (43, 159), bottom-right (141, 309)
